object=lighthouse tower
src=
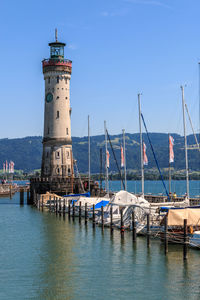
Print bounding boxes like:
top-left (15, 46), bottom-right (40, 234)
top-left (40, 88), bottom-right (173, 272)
top-left (41, 31), bottom-right (73, 178)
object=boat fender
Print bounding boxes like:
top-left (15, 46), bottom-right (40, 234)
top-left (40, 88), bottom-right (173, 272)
top-left (189, 226), bottom-right (194, 234)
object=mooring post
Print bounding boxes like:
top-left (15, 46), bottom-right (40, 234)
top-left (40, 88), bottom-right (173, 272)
top-left (63, 198), bottom-right (66, 216)
top-left (183, 219), bottom-right (188, 260)
top-left (147, 214), bottom-right (150, 248)
top-left (120, 208), bottom-right (124, 237)
top-left (132, 210), bottom-right (137, 242)
top-left (42, 195), bottom-right (44, 211)
top-left (101, 206), bottom-right (104, 230)
top-left (68, 201), bottom-right (71, 219)
top-left (20, 189), bottom-right (24, 206)
top-left (164, 215), bottom-right (168, 255)
top-left (9, 185), bottom-right (12, 199)
top-left (79, 201), bottom-right (82, 222)
top-left (85, 203), bottom-right (88, 224)
top-left (53, 196), bottom-right (55, 212)
top-left (49, 196), bottom-right (51, 212)
top-left (92, 204), bottom-right (95, 227)
top-left (56, 198), bottom-right (58, 215)
top-left (59, 198), bottom-right (62, 216)
top-left (72, 201), bottom-right (75, 219)
top-left (27, 190), bottom-right (30, 204)
top-left (110, 206), bottom-right (113, 234)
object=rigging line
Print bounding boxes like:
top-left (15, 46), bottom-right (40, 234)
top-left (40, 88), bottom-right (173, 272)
top-left (185, 103), bottom-right (200, 152)
top-left (141, 113), bottom-right (170, 200)
top-left (106, 129), bottom-right (125, 190)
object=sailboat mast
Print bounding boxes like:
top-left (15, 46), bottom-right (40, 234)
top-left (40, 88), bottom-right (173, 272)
top-left (122, 129), bottom-right (127, 191)
top-left (168, 133), bottom-right (171, 195)
top-left (181, 86), bottom-right (189, 198)
top-left (138, 93), bottom-right (144, 196)
top-left (104, 120), bottom-right (109, 192)
top-left (88, 115), bottom-right (90, 193)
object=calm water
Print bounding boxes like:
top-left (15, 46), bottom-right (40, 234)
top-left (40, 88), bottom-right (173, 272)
top-left (0, 181), bottom-right (200, 300)
top-left (105, 180), bottom-right (200, 198)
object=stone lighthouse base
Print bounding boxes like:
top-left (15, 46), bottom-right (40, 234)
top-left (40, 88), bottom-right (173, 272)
top-left (30, 177), bottom-right (100, 204)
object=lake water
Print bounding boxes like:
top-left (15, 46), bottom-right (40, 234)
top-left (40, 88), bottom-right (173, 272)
top-left (0, 181), bottom-right (200, 300)
top-left (104, 180), bottom-right (200, 198)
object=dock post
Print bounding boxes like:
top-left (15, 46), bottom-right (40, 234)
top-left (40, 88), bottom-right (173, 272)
top-left (164, 215), bottom-right (168, 255)
top-left (79, 201), bottom-right (82, 222)
top-left (49, 196), bottom-right (51, 212)
top-left (42, 195), bottom-right (44, 212)
top-left (72, 201), bottom-right (75, 219)
top-left (9, 184), bottom-right (12, 199)
top-left (147, 214), bottom-right (150, 248)
top-left (27, 190), bottom-right (30, 204)
top-left (92, 204), bottom-right (95, 227)
top-left (85, 203), bottom-right (88, 224)
top-left (120, 208), bottom-right (124, 237)
top-left (53, 196), bottom-right (55, 213)
top-left (63, 198), bottom-right (66, 217)
top-left (68, 201), bottom-right (71, 219)
top-left (56, 198), bottom-right (58, 215)
top-left (110, 206), bottom-right (113, 234)
top-left (20, 189), bottom-right (24, 206)
top-left (101, 206), bottom-right (104, 230)
top-left (183, 219), bottom-right (188, 260)
top-left (132, 210), bottom-right (137, 242)
top-left (59, 198), bottom-right (62, 216)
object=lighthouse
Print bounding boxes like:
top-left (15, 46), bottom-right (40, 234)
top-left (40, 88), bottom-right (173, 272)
top-left (41, 31), bottom-right (73, 178)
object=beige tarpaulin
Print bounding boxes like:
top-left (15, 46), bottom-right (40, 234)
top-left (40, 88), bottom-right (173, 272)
top-left (39, 192), bottom-right (62, 203)
top-left (167, 208), bottom-right (200, 226)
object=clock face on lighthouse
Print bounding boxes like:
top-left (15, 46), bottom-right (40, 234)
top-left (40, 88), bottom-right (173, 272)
top-left (46, 93), bottom-right (53, 103)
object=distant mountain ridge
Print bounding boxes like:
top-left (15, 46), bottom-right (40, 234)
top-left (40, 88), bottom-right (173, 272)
top-left (0, 133), bottom-right (199, 172)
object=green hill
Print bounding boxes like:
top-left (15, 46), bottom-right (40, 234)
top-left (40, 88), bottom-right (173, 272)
top-left (0, 133), bottom-right (199, 173)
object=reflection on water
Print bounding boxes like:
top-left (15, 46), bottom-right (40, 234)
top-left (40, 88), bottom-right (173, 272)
top-left (0, 195), bottom-right (200, 299)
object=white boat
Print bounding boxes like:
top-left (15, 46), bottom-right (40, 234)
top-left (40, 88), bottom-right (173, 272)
top-left (96, 190), bottom-right (150, 229)
top-left (189, 231), bottom-right (200, 248)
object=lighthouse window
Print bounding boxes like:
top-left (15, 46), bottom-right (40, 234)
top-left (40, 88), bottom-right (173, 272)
top-left (56, 151), bottom-right (60, 159)
top-left (68, 167), bottom-right (71, 175)
top-left (66, 128), bottom-right (68, 135)
top-left (65, 97), bottom-right (68, 100)
top-left (57, 76), bottom-right (59, 83)
top-left (57, 168), bottom-right (60, 174)
top-left (56, 96), bottom-right (59, 99)
top-left (56, 111), bottom-right (59, 119)
top-left (65, 77), bottom-right (68, 84)
top-left (66, 151), bottom-right (70, 158)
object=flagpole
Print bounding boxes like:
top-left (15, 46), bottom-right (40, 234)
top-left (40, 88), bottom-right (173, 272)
top-left (138, 93), bottom-right (144, 196)
top-left (122, 129), bottom-right (127, 191)
top-left (181, 85), bottom-right (189, 199)
top-left (168, 133), bottom-right (171, 196)
top-left (104, 121), bottom-right (109, 193)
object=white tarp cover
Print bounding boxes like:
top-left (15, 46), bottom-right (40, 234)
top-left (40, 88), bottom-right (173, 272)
top-left (167, 208), bottom-right (200, 226)
top-left (110, 190), bottom-right (149, 207)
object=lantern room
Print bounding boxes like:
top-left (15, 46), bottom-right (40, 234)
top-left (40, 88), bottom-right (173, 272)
top-left (49, 41), bottom-right (66, 60)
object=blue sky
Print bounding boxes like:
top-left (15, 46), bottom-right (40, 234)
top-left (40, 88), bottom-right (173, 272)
top-left (0, 0), bottom-right (199, 138)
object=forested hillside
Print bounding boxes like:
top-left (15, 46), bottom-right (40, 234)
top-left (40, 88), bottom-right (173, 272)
top-left (0, 133), bottom-right (199, 172)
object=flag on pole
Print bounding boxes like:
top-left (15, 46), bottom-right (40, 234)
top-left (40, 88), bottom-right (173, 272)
top-left (169, 135), bottom-right (174, 163)
top-left (143, 142), bottom-right (148, 166)
top-left (3, 163), bottom-right (5, 173)
top-left (106, 150), bottom-right (110, 168)
top-left (10, 161), bottom-right (15, 173)
top-left (5, 161), bottom-right (8, 173)
top-left (121, 145), bottom-right (124, 168)
top-left (9, 162), bottom-right (11, 173)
